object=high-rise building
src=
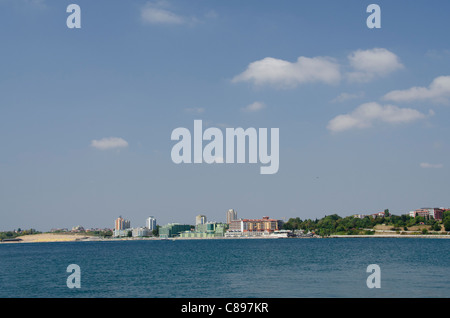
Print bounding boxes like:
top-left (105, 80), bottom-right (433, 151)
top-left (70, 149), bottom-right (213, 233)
top-left (146, 216), bottom-right (157, 230)
top-left (115, 216), bottom-right (130, 230)
top-left (196, 214), bottom-right (207, 225)
top-left (226, 209), bottom-right (237, 224)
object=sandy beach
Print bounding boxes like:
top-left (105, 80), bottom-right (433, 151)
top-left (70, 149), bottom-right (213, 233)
top-left (1, 233), bottom-right (91, 243)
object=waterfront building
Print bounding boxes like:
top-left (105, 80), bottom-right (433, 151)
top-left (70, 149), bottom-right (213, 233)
top-left (132, 227), bottom-right (151, 237)
top-left (159, 223), bottom-right (191, 238)
top-left (196, 222), bottom-right (214, 233)
top-left (113, 229), bottom-right (132, 237)
top-left (180, 222), bottom-right (228, 238)
top-left (409, 208), bottom-right (444, 220)
top-left (196, 214), bottom-right (207, 226)
top-left (228, 219), bottom-right (244, 232)
top-left (271, 230), bottom-right (294, 237)
top-left (225, 229), bottom-right (270, 238)
top-left (226, 209), bottom-right (237, 224)
top-left (115, 216), bottom-right (131, 231)
top-left (146, 216), bottom-right (157, 231)
top-left (227, 216), bottom-right (283, 236)
top-left (244, 216), bottom-right (281, 232)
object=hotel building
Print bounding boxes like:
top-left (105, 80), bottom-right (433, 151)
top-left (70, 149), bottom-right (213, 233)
top-left (115, 216), bottom-right (131, 231)
top-left (146, 216), bottom-right (157, 231)
top-left (227, 216), bottom-right (283, 236)
top-left (132, 227), bottom-right (151, 237)
top-left (226, 209), bottom-right (237, 224)
top-left (409, 208), bottom-right (444, 220)
top-left (113, 216), bottom-right (132, 237)
top-left (196, 214), bottom-right (207, 226)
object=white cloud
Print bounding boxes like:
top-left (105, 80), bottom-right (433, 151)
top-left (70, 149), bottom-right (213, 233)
top-left (327, 102), bottom-right (428, 133)
top-left (140, 1), bottom-right (186, 25)
top-left (420, 162), bottom-right (443, 169)
top-left (383, 76), bottom-right (450, 104)
top-left (232, 48), bottom-right (403, 88)
top-left (241, 101), bottom-right (266, 112)
top-left (91, 137), bottom-right (129, 150)
top-left (232, 56), bottom-right (341, 88)
top-left (347, 48), bottom-right (404, 82)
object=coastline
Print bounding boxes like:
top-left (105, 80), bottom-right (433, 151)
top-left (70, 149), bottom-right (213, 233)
top-left (330, 234), bottom-right (450, 239)
top-left (1, 232), bottom-right (450, 244)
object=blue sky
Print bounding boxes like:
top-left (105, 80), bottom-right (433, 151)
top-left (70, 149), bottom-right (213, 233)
top-left (1, 0), bottom-right (450, 231)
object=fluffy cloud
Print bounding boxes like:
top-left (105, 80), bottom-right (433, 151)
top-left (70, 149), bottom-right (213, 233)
top-left (420, 162), bottom-right (443, 169)
top-left (232, 56), bottom-right (341, 88)
top-left (141, 1), bottom-right (186, 25)
top-left (91, 137), bottom-right (129, 150)
top-left (383, 76), bottom-right (450, 103)
top-left (347, 48), bottom-right (404, 82)
top-left (327, 102), bottom-right (428, 133)
top-left (232, 48), bottom-right (403, 88)
top-left (241, 101), bottom-right (266, 112)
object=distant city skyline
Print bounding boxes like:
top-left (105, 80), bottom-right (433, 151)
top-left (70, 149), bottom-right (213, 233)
top-left (1, 1), bottom-right (450, 232)
top-left (16, 204), bottom-right (449, 233)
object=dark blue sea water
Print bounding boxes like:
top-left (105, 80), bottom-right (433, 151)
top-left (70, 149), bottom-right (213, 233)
top-left (0, 238), bottom-right (448, 298)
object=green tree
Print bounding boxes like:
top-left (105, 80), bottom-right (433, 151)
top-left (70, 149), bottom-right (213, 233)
top-left (102, 230), bottom-right (113, 237)
top-left (443, 210), bottom-right (450, 219)
top-left (415, 216), bottom-right (425, 224)
top-left (444, 219), bottom-right (450, 232)
top-left (432, 223), bottom-right (441, 231)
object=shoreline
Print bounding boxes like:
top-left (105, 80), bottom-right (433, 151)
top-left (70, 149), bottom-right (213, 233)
top-left (330, 234), bottom-right (450, 239)
top-left (1, 232), bottom-right (450, 244)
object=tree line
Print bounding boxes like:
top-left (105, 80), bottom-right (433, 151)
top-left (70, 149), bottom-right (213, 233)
top-left (0, 229), bottom-right (41, 241)
top-left (282, 210), bottom-right (450, 236)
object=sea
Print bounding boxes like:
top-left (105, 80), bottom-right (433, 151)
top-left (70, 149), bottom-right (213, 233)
top-left (0, 238), bottom-right (448, 298)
